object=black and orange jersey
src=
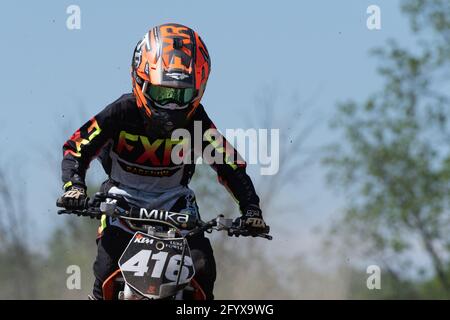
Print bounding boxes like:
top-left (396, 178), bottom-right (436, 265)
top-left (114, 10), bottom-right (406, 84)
top-left (61, 93), bottom-right (260, 212)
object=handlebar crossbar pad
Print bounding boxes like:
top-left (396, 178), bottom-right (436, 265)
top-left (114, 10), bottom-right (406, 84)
top-left (128, 207), bottom-right (198, 229)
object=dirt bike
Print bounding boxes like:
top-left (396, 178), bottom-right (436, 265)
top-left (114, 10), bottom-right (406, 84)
top-left (57, 192), bottom-right (272, 300)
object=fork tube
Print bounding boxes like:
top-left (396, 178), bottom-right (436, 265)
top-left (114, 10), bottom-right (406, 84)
top-left (175, 238), bottom-right (187, 287)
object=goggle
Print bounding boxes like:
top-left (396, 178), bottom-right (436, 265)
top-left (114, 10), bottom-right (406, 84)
top-left (142, 82), bottom-right (196, 110)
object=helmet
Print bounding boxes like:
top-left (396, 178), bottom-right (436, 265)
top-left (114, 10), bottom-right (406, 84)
top-left (131, 23), bottom-right (211, 136)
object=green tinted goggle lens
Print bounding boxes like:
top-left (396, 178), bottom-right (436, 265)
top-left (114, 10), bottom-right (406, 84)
top-left (146, 85), bottom-right (195, 105)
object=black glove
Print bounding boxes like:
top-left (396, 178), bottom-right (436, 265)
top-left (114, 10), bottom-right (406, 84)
top-left (240, 204), bottom-right (268, 235)
top-left (57, 185), bottom-right (87, 209)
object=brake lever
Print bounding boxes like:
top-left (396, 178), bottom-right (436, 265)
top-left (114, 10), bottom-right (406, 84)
top-left (57, 208), bottom-right (102, 220)
top-left (260, 234), bottom-right (273, 240)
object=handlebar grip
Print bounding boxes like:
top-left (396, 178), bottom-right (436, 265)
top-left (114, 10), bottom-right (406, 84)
top-left (128, 207), bottom-right (141, 218)
top-left (81, 197), bottom-right (91, 209)
top-left (56, 197), bottom-right (64, 208)
top-left (227, 223), bottom-right (272, 240)
top-left (57, 208), bottom-right (101, 219)
top-left (56, 197), bottom-right (90, 209)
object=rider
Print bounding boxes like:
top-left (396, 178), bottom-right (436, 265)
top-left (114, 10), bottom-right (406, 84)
top-left (57, 23), bottom-right (268, 300)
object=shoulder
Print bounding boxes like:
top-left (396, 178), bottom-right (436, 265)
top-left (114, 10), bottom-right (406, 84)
top-left (188, 104), bottom-right (217, 133)
top-left (99, 93), bottom-right (139, 120)
top-left (106, 93), bottom-right (136, 112)
top-left (192, 104), bottom-right (210, 121)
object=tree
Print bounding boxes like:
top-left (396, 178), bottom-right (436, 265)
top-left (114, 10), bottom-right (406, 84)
top-left (189, 88), bottom-right (350, 299)
top-left (323, 0), bottom-right (450, 297)
top-left (246, 85), bottom-right (318, 213)
top-left (0, 168), bottom-right (41, 299)
top-left (42, 214), bottom-right (98, 299)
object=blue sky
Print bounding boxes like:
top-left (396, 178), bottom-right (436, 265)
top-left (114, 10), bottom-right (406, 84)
top-left (0, 1), bottom-right (416, 253)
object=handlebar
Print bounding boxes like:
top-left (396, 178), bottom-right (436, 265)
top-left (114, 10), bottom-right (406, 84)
top-left (57, 192), bottom-right (272, 240)
top-left (185, 215), bottom-right (272, 240)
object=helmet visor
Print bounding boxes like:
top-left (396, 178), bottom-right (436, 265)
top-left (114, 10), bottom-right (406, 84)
top-left (143, 83), bottom-right (196, 109)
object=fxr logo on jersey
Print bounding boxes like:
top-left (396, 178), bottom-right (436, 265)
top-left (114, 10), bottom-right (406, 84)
top-left (116, 131), bottom-right (186, 167)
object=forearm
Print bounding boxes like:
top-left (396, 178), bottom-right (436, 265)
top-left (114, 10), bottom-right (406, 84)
top-left (61, 154), bottom-right (88, 189)
top-left (217, 165), bottom-right (260, 212)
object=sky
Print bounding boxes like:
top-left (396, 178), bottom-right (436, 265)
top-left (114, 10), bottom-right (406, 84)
top-left (0, 0), bottom-right (418, 261)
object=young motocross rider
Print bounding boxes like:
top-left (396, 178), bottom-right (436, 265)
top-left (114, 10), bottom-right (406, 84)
top-left (57, 23), bottom-right (268, 300)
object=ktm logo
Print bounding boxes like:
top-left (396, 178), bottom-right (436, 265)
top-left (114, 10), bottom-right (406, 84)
top-left (134, 235), bottom-right (153, 244)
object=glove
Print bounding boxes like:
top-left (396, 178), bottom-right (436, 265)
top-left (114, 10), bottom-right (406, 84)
top-left (240, 204), bottom-right (268, 235)
top-left (57, 185), bottom-right (87, 209)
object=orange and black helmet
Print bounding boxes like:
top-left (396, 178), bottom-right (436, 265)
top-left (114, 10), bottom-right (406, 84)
top-left (131, 23), bottom-right (211, 126)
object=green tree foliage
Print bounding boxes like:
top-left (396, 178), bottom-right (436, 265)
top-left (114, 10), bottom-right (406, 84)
top-left (40, 217), bottom-right (98, 299)
top-left (323, 0), bottom-right (450, 297)
top-left (0, 170), bottom-right (42, 299)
